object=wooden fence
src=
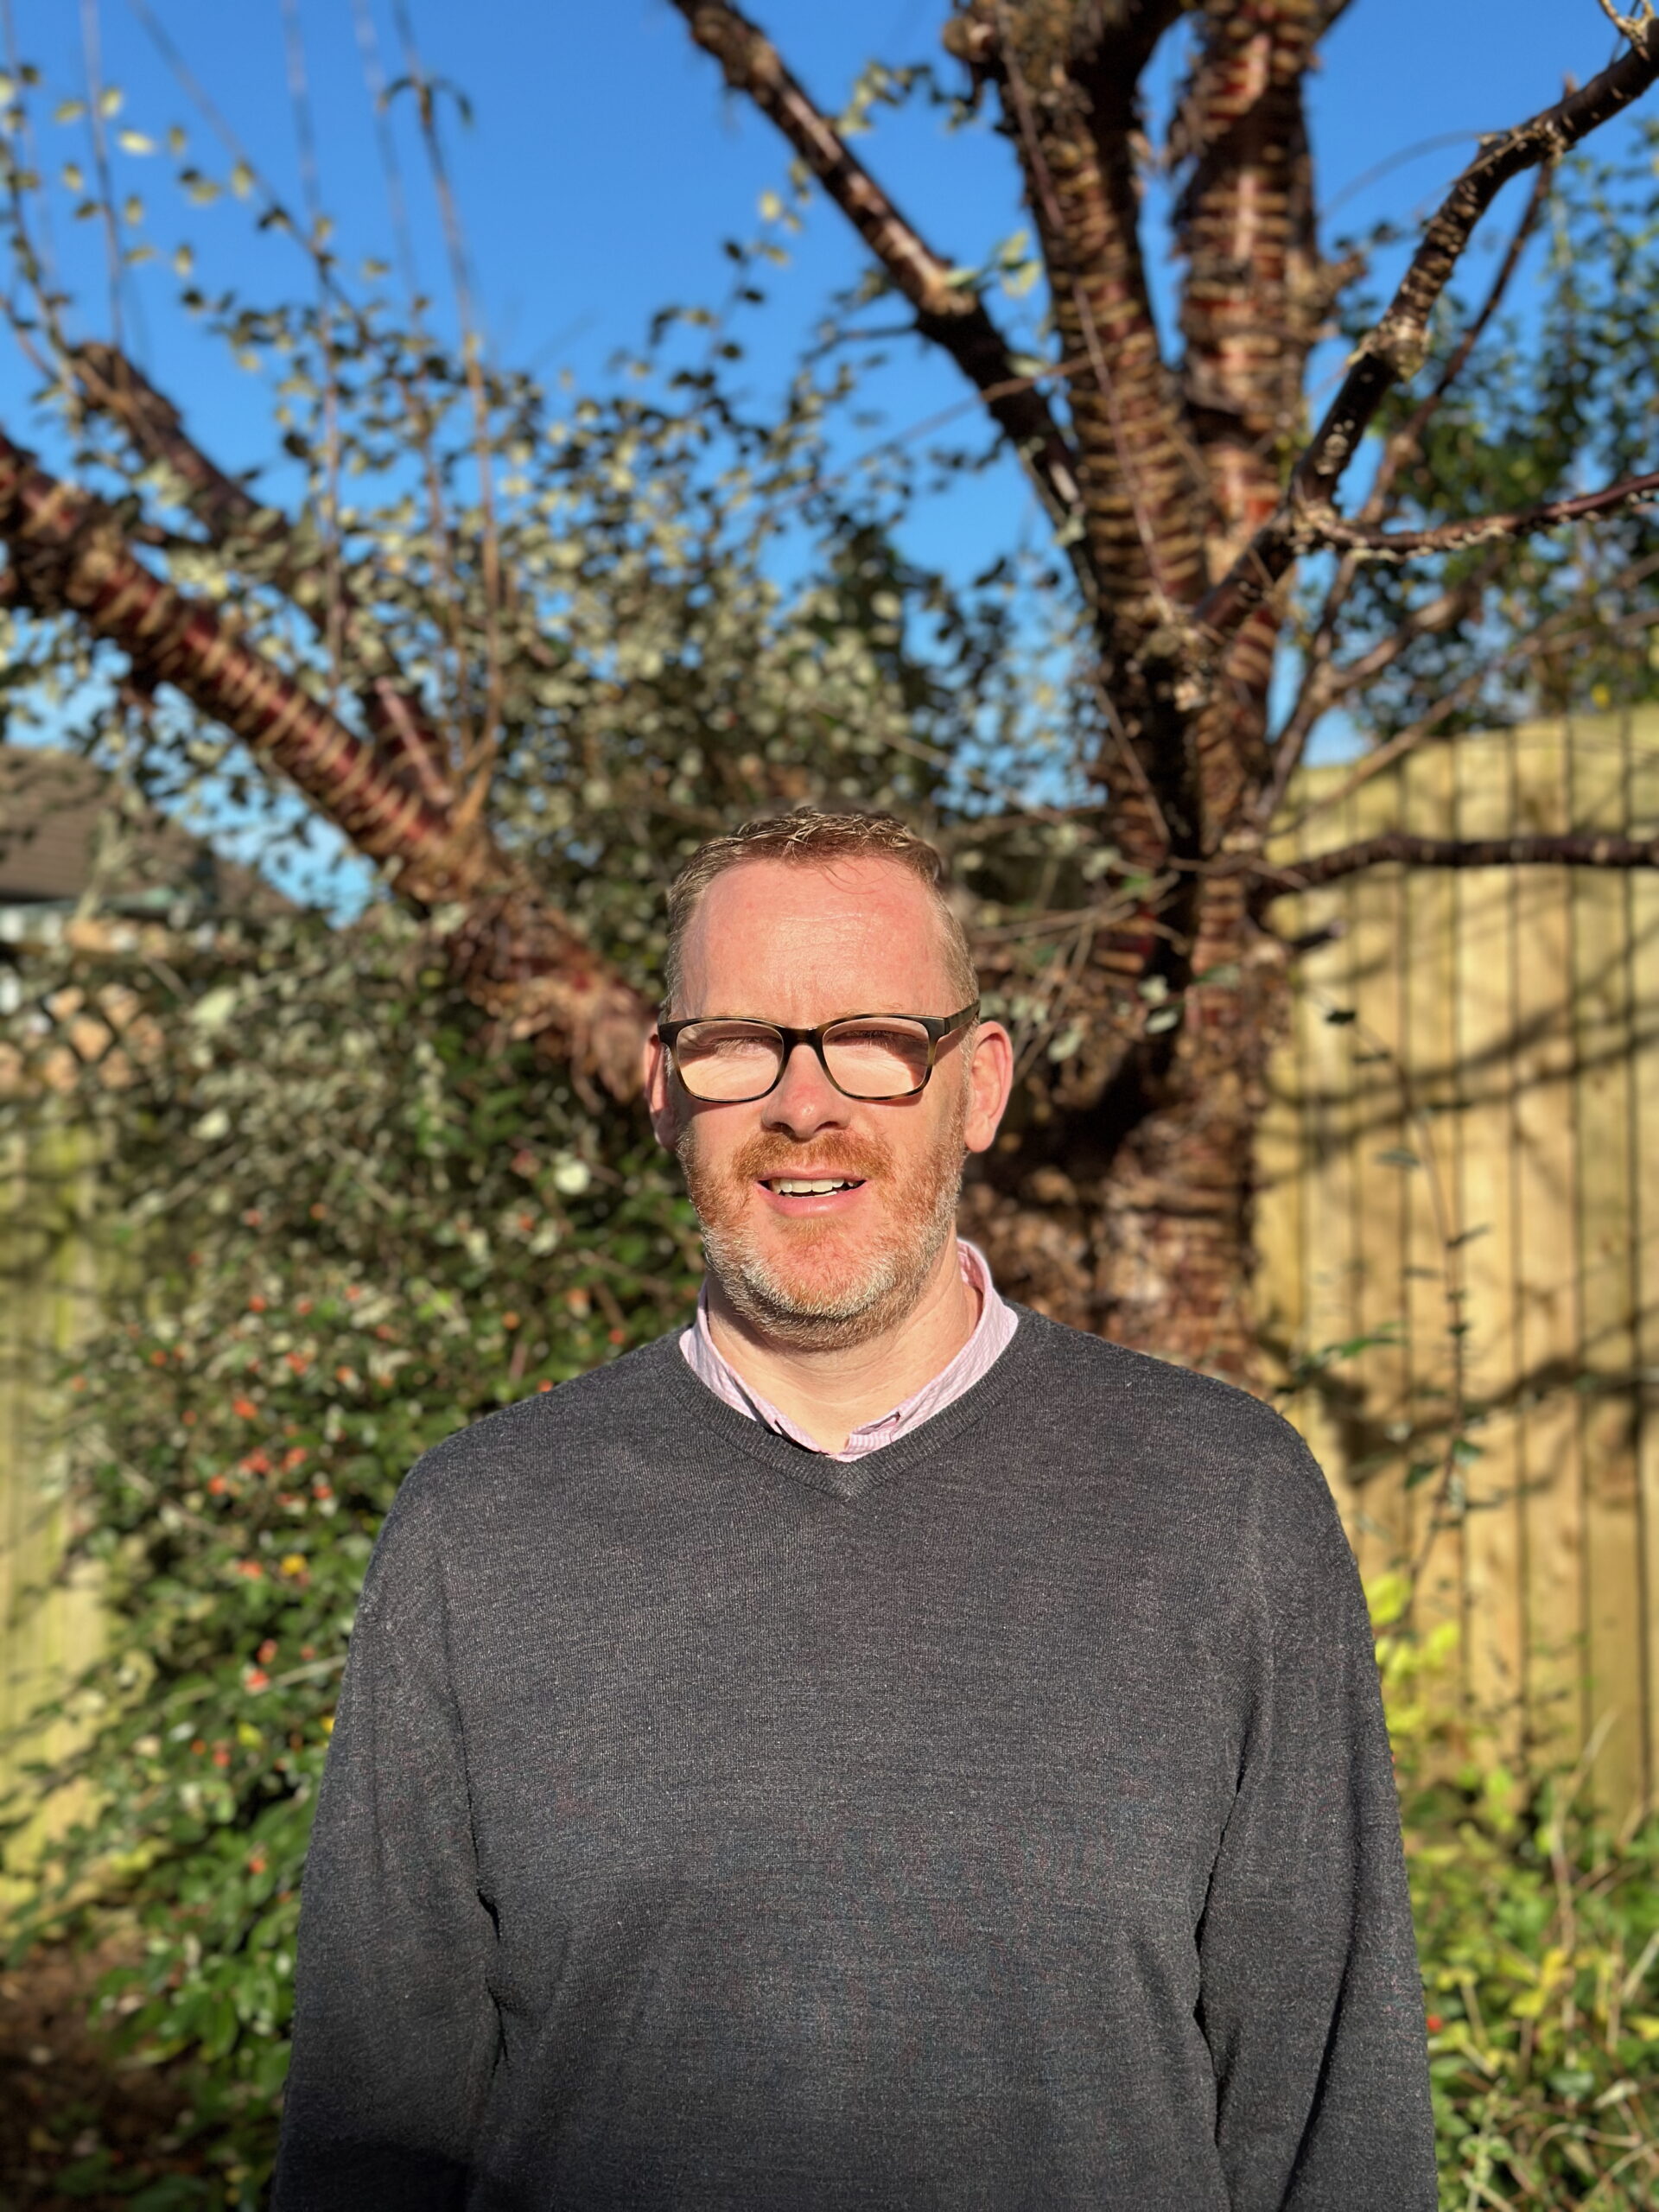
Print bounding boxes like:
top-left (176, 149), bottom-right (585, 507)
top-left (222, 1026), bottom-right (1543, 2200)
top-left (3, 713), bottom-right (1659, 1850)
top-left (0, 1114), bottom-right (105, 1885)
top-left (1260, 711), bottom-right (1659, 1820)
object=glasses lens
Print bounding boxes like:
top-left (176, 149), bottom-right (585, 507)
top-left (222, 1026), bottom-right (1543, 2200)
top-left (672, 1020), bottom-right (785, 1101)
top-left (823, 1019), bottom-right (932, 1099)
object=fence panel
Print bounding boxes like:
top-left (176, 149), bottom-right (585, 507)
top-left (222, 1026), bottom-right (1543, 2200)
top-left (1263, 712), bottom-right (1659, 1813)
top-left (0, 1112), bottom-right (106, 1893)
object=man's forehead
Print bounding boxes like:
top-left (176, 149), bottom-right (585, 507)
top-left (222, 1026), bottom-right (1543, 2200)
top-left (682, 857), bottom-right (951, 993)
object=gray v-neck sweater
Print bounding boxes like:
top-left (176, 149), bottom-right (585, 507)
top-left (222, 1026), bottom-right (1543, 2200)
top-left (274, 1310), bottom-right (1436, 2211)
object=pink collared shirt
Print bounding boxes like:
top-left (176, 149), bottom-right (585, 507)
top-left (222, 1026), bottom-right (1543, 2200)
top-left (679, 1239), bottom-right (1018, 1462)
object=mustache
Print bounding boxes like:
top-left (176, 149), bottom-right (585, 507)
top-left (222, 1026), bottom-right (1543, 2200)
top-left (727, 1129), bottom-right (893, 1185)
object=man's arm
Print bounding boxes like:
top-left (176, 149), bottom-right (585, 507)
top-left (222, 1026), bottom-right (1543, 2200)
top-left (273, 1472), bottom-right (499, 2209)
top-left (1197, 1441), bottom-right (1438, 2212)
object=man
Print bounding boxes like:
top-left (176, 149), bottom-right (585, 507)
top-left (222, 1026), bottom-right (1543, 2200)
top-left (275, 811), bottom-right (1436, 2209)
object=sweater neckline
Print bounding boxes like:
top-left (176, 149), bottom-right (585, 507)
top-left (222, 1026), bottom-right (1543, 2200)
top-left (640, 1305), bottom-right (1045, 1504)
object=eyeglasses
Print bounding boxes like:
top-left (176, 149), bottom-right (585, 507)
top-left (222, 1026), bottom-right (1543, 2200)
top-left (658, 1002), bottom-right (979, 1104)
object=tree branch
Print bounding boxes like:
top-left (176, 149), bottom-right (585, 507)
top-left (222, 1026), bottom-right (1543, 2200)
top-left (1319, 566), bottom-right (1493, 707)
top-left (1196, 19), bottom-right (1659, 645)
top-left (1270, 827), bottom-right (1659, 889)
top-left (1267, 545), bottom-right (1659, 843)
top-left (666, 0), bottom-right (1088, 566)
top-left (71, 342), bottom-right (457, 812)
top-left (1264, 161), bottom-right (1553, 819)
top-left (1166, 0), bottom-right (1327, 826)
top-left (1173, 0), bottom-right (1323, 565)
top-left (1312, 466), bottom-right (1659, 557)
top-left (976, 0), bottom-right (1208, 646)
top-left (0, 429), bottom-right (648, 1095)
top-left (1358, 160), bottom-right (1553, 530)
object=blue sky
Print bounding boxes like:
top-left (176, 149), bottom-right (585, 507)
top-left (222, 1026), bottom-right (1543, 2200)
top-left (3, 0), bottom-right (1628, 502)
top-left (0, 0), bottom-right (1643, 874)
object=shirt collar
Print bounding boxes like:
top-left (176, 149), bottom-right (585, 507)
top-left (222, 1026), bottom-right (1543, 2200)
top-left (680, 1239), bottom-right (1019, 1462)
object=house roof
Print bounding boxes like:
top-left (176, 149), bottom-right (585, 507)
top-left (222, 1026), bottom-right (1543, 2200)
top-left (0, 745), bottom-right (289, 916)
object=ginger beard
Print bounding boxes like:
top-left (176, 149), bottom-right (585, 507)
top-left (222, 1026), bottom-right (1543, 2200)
top-left (676, 1075), bottom-right (969, 1351)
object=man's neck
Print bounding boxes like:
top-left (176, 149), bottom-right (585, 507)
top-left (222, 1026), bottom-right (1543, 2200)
top-left (703, 1236), bottom-right (981, 1453)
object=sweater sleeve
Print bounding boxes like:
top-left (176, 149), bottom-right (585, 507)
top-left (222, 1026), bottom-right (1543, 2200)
top-left (1196, 1435), bottom-right (1437, 2212)
top-left (272, 1471), bottom-right (498, 2209)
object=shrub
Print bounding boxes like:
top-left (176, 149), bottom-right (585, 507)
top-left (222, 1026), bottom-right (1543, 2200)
top-left (1375, 1575), bottom-right (1659, 2205)
top-left (3, 914), bottom-right (700, 2202)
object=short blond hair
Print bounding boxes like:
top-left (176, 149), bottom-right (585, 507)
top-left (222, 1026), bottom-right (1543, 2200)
top-left (663, 810), bottom-right (978, 1013)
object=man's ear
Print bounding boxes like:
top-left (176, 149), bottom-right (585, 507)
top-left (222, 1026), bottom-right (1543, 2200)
top-left (643, 1030), bottom-right (677, 1151)
top-left (963, 1020), bottom-right (1014, 1156)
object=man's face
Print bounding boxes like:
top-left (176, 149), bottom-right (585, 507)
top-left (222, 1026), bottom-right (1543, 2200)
top-left (644, 857), bottom-right (1012, 1348)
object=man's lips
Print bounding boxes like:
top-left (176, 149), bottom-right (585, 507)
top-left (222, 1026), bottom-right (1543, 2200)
top-left (753, 1172), bottom-right (870, 1216)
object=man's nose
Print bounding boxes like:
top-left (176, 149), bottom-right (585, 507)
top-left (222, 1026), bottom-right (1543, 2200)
top-left (763, 1040), bottom-right (849, 1139)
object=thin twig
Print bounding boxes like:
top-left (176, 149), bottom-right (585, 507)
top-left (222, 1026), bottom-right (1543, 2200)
top-left (279, 0), bottom-right (346, 718)
top-left (350, 0), bottom-right (419, 299)
top-left (390, 0), bottom-right (504, 830)
top-left (79, 0), bottom-right (124, 352)
top-left (1268, 546), bottom-right (1659, 844)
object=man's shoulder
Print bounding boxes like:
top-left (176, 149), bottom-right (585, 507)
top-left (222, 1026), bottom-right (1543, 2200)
top-left (390, 1330), bottom-right (690, 1524)
top-left (1013, 1305), bottom-right (1307, 1446)
top-left (1008, 1306), bottom-right (1335, 1527)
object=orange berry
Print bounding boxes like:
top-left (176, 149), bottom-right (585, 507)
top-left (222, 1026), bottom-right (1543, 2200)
top-left (232, 1397), bottom-right (257, 1420)
top-left (248, 1295), bottom-right (266, 1314)
top-left (212, 1745), bottom-right (231, 1768)
top-left (257, 1639), bottom-right (278, 1664)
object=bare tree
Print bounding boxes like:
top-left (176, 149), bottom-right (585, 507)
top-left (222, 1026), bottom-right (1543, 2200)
top-left (2, 1), bottom-right (1657, 1373)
